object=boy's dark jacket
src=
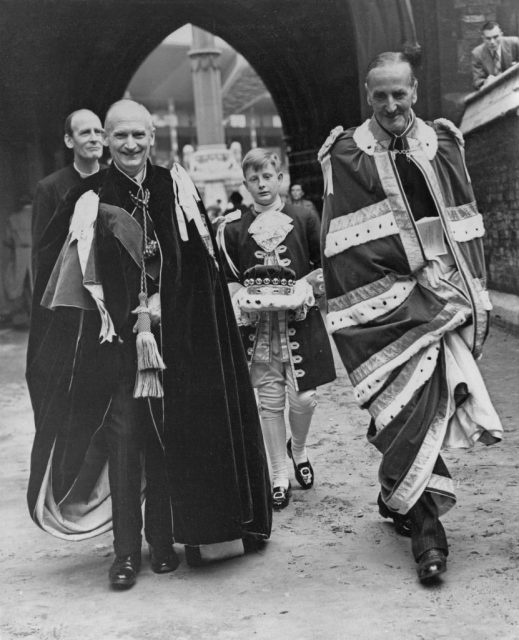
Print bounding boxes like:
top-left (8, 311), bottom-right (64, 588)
top-left (221, 203), bottom-right (336, 391)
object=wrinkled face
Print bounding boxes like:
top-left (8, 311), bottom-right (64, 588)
top-left (105, 110), bottom-right (155, 177)
top-left (482, 26), bottom-right (502, 52)
top-left (366, 62), bottom-right (417, 136)
top-left (243, 162), bottom-right (283, 206)
top-left (65, 111), bottom-right (104, 162)
top-left (290, 185), bottom-right (304, 200)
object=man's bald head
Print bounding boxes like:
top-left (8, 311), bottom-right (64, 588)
top-left (64, 109), bottom-right (101, 137)
top-left (104, 100), bottom-right (154, 134)
top-left (104, 100), bottom-right (155, 178)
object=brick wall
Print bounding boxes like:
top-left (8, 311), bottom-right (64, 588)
top-left (465, 114), bottom-right (519, 294)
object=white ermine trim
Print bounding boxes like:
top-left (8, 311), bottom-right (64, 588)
top-left (325, 202), bottom-right (397, 257)
top-left (373, 343), bottom-right (440, 429)
top-left (327, 278), bottom-right (415, 331)
top-left (448, 213), bottom-right (485, 242)
top-left (353, 120), bottom-right (376, 155)
top-left (236, 278), bottom-right (314, 312)
top-left (414, 118), bottom-right (438, 161)
top-left (328, 198), bottom-right (392, 233)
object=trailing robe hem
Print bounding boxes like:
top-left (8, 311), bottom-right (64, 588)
top-left (320, 115), bottom-right (502, 516)
top-left (26, 163), bottom-right (272, 549)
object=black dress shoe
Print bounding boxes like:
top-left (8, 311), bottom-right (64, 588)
top-left (109, 552), bottom-right (141, 589)
top-left (417, 548), bottom-right (447, 583)
top-left (286, 438), bottom-right (314, 490)
top-left (377, 493), bottom-right (412, 537)
top-left (149, 545), bottom-right (180, 574)
top-left (272, 484), bottom-right (291, 510)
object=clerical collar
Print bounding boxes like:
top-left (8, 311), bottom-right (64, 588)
top-left (74, 162), bottom-right (100, 180)
top-left (253, 195), bottom-right (283, 216)
top-left (113, 161), bottom-right (147, 186)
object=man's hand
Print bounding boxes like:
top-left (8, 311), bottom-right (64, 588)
top-left (147, 293), bottom-right (161, 326)
top-left (482, 74), bottom-right (497, 87)
top-left (132, 293), bottom-right (161, 333)
top-left (305, 268), bottom-right (325, 296)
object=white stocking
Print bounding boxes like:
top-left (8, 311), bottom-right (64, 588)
top-left (259, 412), bottom-right (289, 489)
top-left (287, 383), bottom-right (317, 465)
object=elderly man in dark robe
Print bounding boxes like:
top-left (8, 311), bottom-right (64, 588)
top-left (26, 100), bottom-right (271, 590)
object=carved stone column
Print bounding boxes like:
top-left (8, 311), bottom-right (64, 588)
top-left (188, 27), bottom-right (225, 146)
top-left (187, 27), bottom-right (242, 205)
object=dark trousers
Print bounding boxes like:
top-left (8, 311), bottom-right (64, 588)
top-left (104, 377), bottom-right (173, 557)
top-left (407, 491), bottom-right (448, 561)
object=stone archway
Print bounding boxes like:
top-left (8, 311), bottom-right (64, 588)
top-left (0, 0), bottom-right (418, 218)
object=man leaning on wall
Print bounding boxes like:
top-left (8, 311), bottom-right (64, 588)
top-left (471, 20), bottom-right (519, 90)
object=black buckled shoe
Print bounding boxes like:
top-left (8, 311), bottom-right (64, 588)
top-left (377, 493), bottom-right (412, 537)
top-left (417, 548), bottom-right (447, 583)
top-left (149, 545), bottom-right (180, 574)
top-left (272, 484), bottom-right (291, 510)
top-left (109, 552), bottom-right (141, 590)
top-left (286, 438), bottom-right (314, 490)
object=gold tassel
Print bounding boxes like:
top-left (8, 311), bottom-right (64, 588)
top-left (132, 292), bottom-right (165, 398)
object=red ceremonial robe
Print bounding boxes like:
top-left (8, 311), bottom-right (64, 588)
top-left (319, 115), bottom-right (502, 516)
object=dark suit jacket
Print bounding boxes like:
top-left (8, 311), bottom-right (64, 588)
top-left (471, 36), bottom-right (519, 89)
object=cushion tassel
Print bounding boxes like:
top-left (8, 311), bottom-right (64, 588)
top-left (132, 291), bottom-right (165, 398)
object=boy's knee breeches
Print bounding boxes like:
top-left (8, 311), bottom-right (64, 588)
top-left (257, 385), bottom-right (316, 419)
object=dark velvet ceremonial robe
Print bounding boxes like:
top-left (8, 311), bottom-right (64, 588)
top-left (319, 115), bottom-right (502, 517)
top-left (32, 165), bottom-right (82, 272)
top-left (32, 164), bottom-right (107, 276)
top-left (26, 162), bottom-right (272, 548)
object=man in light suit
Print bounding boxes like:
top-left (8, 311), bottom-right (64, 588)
top-left (32, 109), bottom-right (104, 275)
top-left (471, 21), bottom-right (519, 90)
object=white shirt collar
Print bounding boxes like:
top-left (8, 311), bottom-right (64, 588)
top-left (73, 162), bottom-right (100, 180)
top-left (253, 195), bottom-right (283, 215)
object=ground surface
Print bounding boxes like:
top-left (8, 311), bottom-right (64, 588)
top-left (1, 325), bottom-right (518, 640)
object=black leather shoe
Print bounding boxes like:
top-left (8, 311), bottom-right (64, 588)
top-left (149, 545), bottom-right (180, 574)
top-left (109, 552), bottom-right (141, 589)
top-left (286, 438), bottom-right (314, 490)
top-left (272, 484), bottom-right (291, 510)
top-left (377, 493), bottom-right (412, 537)
top-left (417, 548), bottom-right (447, 583)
